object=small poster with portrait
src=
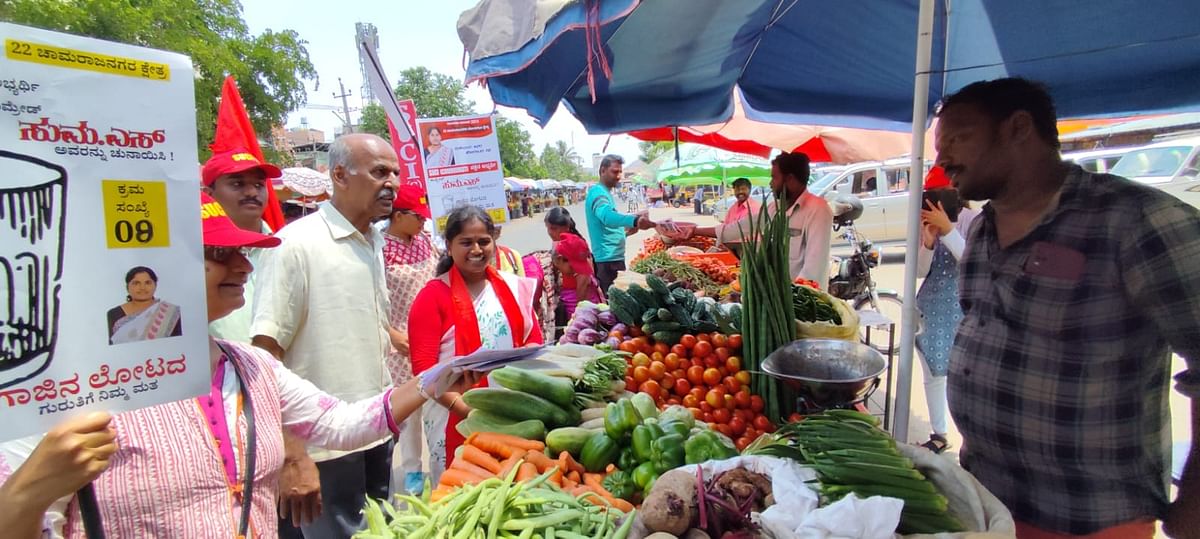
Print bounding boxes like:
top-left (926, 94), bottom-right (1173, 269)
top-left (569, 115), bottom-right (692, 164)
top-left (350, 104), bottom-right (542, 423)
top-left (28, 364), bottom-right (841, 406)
top-left (418, 113), bottom-right (509, 231)
top-left (0, 23), bottom-right (209, 441)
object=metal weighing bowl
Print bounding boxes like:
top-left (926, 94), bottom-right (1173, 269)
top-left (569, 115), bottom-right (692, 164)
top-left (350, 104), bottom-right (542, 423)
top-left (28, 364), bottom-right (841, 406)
top-left (761, 339), bottom-right (887, 407)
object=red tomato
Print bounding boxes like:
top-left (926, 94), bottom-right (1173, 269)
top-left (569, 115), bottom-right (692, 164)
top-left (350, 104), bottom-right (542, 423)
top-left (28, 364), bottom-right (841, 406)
top-left (678, 358), bottom-right (692, 371)
top-left (724, 394), bottom-right (737, 410)
top-left (736, 408), bottom-right (755, 423)
top-left (631, 352), bottom-right (651, 368)
top-left (700, 401), bottom-right (714, 413)
top-left (682, 394), bottom-right (699, 408)
top-left (628, 325), bottom-right (644, 337)
top-left (734, 390), bottom-right (752, 409)
top-left (713, 408), bottom-right (732, 424)
top-left (654, 342), bottom-right (671, 356)
top-left (724, 376), bottom-right (741, 394)
top-left (728, 417), bottom-right (747, 437)
top-left (689, 407), bottom-right (704, 420)
top-left (734, 369), bottom-right (751, 386)
top-left (671, 344), bottom-right (688, 357)
top-left (693, 341), bottom-right (714, 359)
top-left (703, 412), bottom-right (715, 424)
top-left (735, 436), bottom-right (753, 452)
top-left (687, 365), bottom-right (706, 386)
top-left (619, 341), bottom-right (639, 354)
top-left (664, 353), bottom-right (681, 370)
top-left (788, 412), bottom-right (805, 423)
top-left (753, 415), bottom-right (773, 432)
top-left (712, 333), bottom-right (728, 348)
top-left (702, 368), bottom-right (722, 386)
top-left (750, 394), bottom-right (765, 413)
top-left (672, 369), bottom-right (686, 380)
top-left (706, 388), bottom-right (725, 408)
top-left (674, 378), bottom-right (691, 397)
top-left (689, 387), bottom-right (706, 401)
top-left (728, 334), bottom-right (743, 350)
top-left (715, 347), bottom-right (732, 363)
top-left (680, 334), bottom-right (698, 349)
top-left (697, 333), bottom-right (712, 343)
top-left (608, 330), bottom-right (623, 339)
top-left (624, 376), bottom-right (637, 390)
top-left (640, 380), bottom-right (661, 399)
top-left (633, 366), bottom-right (650, 383)
top-left (649, 361), bottom-right (667, 380)
top-left (715, 424), bottom-right (733, 438)
top-left (631, 337), bottom-right (648, 350)
top-left (667, 397), bottom-right (681, 406)
top-left (651, 351), bottom-right (665, 363)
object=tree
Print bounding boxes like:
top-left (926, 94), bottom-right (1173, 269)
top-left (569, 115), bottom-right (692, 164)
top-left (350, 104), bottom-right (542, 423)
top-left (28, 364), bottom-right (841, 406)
top-left (496, 116), bottom-right (543, 178)
top-left (1, 0), bottom-right (317, 164)
top-left (394, 67), bottom-right (475, 118)
top-left (358, 102), bottom-right (389, 140)
top-left (639, 141), bottom-right (675, 164)
top-left (540, 141), bottom-right (584, 180)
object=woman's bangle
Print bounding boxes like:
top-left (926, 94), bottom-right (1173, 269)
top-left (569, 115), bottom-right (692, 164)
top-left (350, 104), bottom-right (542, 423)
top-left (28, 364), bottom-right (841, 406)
top-left (446, 395), bottom-right (463, 410)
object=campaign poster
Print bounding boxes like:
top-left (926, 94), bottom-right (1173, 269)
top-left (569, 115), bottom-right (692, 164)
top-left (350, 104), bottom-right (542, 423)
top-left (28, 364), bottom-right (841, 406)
top-left (0, 23), bottom-right (209, 440)
top-left (418, 114), bottom-right (508, 229)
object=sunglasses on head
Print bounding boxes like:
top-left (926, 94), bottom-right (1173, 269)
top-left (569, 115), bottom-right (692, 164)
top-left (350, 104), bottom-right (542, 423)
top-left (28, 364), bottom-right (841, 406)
top-left (204, 246), bottom-right (248, 263)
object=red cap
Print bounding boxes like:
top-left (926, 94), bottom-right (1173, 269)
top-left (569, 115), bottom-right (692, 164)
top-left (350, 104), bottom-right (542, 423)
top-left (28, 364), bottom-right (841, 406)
top-left (392, 184), bottom-right (432, 219)
top-left (553, 233), bottom-right (593, 276)
top-left (201, 148), bottom-right (282, 187)
top-left (201, 192), bottom-right (281, 248)
top-left (924, 166), bottom-right (951, 190)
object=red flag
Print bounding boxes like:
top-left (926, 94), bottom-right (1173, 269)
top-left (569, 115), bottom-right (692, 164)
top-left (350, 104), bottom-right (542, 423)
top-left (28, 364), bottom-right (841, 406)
top-left (211, 76), bottom-right (286, 232)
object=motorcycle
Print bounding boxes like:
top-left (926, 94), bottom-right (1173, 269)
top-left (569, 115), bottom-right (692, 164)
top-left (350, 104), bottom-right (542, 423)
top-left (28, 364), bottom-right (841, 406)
top-left (827, 195), bottom-right (906, 353)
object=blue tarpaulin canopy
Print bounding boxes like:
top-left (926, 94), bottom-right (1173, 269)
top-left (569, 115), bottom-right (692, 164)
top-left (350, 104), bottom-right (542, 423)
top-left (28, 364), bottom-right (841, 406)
top-left (461, 0), bottom-right (1200, 437)
top-left (465, 0), bottom-right (1200, 133)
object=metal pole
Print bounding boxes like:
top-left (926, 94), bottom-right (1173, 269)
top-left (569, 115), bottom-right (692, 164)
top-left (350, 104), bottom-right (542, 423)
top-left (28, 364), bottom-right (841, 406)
top-left (334, 78), bottom-right (354, 134)
top-left (894, 0), bottom-right (936, 440)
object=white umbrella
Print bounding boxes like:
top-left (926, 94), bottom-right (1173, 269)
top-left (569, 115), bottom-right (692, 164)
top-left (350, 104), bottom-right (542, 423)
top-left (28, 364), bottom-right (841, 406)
top-left (280, 167), bottom-right (331, 197)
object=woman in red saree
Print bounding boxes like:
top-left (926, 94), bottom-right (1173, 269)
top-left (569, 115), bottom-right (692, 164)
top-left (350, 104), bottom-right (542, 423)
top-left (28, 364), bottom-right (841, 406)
top-left (408, 205), bottom-right (542, 481)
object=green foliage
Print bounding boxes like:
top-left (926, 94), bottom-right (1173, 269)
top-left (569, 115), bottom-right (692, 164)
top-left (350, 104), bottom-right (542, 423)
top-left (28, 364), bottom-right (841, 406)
top-left (539, 140), bottom-right (584, 180)
top-left (1, 0), bottom-right (317, 163)
top-left (393, 66), bottom-right (475, 118)
top-left (358, 102), bottom-right (390, 140)
top-left (496, 116), bottom-right (543, 178)
top-left (638, 141), bottom-right (675, 164)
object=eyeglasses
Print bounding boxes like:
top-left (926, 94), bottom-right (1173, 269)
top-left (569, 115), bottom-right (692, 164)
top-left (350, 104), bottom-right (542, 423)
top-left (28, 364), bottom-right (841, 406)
top-left (204, 246), bottom-right (248, 263)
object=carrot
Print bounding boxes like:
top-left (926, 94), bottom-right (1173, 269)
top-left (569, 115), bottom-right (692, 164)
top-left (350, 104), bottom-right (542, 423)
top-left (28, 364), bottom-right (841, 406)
top-left (497, 450), bottom-right (527, 478)
top-left (567, 470), bottom-right (582, 483)
top-left (471, 432), bottom-right (545, 454)
top-left (605, 463), bottom-right (617, 474)
top-left (439, 468), bottom-right (486, 488)
top-left (578, 480), bottom-right (635, 513)
top-left (430, 485), bottom-right (454, 502)
top-left (559, 452), bottom-right (586, 476)
top-left (523, 450), bottom-right (556, 473)
top-left (449, 458), bottom-right (494, 479)
top-left (516, 462), bottom-right (538, 482)
top-left (547, 464), bottom-right (563, 486)
top-left (583, 473), bottom-right (604, 487)
top-left (561, 475), bottom-right (578, 489)
top-left (461, 444), bottom-right (504, 474)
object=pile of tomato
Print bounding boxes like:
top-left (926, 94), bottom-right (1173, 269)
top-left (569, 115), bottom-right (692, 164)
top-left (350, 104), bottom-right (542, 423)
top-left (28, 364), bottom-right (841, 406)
top-left (617, 331), bottom-right (776, 451)
top-left (685, 257), bottom-right (736, 284)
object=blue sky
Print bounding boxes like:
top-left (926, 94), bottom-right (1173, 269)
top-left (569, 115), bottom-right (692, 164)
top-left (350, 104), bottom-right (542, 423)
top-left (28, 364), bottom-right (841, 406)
top-left (241, 0), bottom-right (641, 167)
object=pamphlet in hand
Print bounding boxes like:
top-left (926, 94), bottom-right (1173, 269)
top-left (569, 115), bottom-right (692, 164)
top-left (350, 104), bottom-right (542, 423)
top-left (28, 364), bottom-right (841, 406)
top-left (418, 345), bottom-right (545, 397)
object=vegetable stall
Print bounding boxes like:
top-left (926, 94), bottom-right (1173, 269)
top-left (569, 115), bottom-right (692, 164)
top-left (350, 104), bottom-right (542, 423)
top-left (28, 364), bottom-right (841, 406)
top-left (353, 209), bottom-right (1012, 538)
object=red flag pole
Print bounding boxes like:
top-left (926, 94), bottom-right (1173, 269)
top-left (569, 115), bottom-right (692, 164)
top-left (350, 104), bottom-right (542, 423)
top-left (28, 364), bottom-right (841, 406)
top-left (212, 76), bottom-right (286, 232)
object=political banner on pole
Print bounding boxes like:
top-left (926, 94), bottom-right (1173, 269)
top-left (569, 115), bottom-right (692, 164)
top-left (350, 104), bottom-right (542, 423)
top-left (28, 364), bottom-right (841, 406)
top-left (387, 99), bottom-right (427, 191)
top-left (0, 23), bottom-right (209, 441)
top-left (419, 114), bottom-right (508, 229)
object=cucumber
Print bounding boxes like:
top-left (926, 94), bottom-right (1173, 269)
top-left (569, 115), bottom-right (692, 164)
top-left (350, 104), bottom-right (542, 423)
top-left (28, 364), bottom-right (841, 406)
top-left (651, 331), bottom-right (684, 345)
top-left (645, 274), bottom-right (671, 296)
top-left (642, 308), bottom-right (660, 324)
top-left (607, 288), bottom-right (640, 326)
top-left (669, 304), bottom-right (693, 328)
top-left (656, 308), bottom-right (673, 322)
top-left (456, 410), bottom-right (546, 440)
top-left (644, 320), bottom-right (683, 334)
top-left (545, 427), bottom-right (597, 457)
top-left (490, 366), bottom-right (576, 410)
top-left (462, 388), bottom-right (575, 427)
top-left (627, 284), bottom-right (658, 312)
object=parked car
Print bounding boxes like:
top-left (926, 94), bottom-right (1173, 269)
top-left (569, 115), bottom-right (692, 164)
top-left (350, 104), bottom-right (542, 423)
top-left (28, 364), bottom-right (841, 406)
top-left (1063, 147), bottom-right (1134, 173)
top-left (1109, 135), bottom-right (1200, 186)
top-left (808, 158), bottom-right (933, 243)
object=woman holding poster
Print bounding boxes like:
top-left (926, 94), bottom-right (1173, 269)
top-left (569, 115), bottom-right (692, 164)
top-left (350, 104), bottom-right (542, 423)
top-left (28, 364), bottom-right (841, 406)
top-left (0, 194), bottom-right (480, 538)
top-left (106, 266), bottom-right (183, 345)
top-left (408, 205), bottom-right (542, 482)
top-left (423, 126), bottom-right (456, 167)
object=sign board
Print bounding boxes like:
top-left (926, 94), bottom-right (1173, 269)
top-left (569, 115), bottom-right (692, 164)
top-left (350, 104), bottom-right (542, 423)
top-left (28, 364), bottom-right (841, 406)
top-left (418, 114), bottom-right (508, 229)
top-left (0, 23), bottom-right (209, 441)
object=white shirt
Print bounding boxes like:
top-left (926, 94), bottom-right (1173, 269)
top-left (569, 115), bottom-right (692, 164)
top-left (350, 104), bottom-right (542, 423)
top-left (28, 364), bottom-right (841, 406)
top-left (716, 191), bottom-right (833, 284)
top-left (251, 202), bottom-right (391, 461)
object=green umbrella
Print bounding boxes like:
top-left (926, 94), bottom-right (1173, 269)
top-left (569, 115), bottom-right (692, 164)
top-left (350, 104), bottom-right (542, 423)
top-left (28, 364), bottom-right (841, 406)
top-left (657, 158), bottom-right (771, 187)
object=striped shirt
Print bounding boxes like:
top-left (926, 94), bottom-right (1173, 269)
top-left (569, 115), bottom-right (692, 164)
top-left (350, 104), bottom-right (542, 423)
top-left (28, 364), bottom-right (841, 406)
top-left (949, 165), bottom-right (1200, 534)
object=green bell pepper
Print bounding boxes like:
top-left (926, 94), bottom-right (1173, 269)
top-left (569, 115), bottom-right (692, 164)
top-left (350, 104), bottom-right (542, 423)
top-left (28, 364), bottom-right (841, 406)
top-left (604, 400), bottom-right (641, 441)
top-left (580, 432), bottom-right (620, 473)
top-left (658, 420), bottom-right (690, 439)
top-left (601, 470), bottom-right (636, 501)
top-left (630, 392), bottom-right (659, 420)
top-left (617, 445), bottom-right (639, 471)
top-left (631, 423), bottom-right (664, 462)
top-left (684, 430), bottom-right (738, 465)
top-left (651, 433), bottom-right (686, 473)
top-left (632, 461), bottom-right (658, 489)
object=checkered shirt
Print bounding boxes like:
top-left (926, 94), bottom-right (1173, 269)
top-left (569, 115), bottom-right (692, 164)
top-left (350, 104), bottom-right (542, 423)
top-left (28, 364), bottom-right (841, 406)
top-left (948, 165), bottom-right (1200, 534)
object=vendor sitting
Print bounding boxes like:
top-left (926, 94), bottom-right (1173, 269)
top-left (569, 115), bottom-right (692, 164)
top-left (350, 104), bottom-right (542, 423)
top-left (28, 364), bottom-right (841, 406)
top-left (552, 233), bottom-right (602, 320)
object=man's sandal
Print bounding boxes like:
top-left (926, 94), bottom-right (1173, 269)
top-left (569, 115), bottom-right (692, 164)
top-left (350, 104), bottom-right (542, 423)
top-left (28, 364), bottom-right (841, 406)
top-left (920, 433), bottom-right (951, 454)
